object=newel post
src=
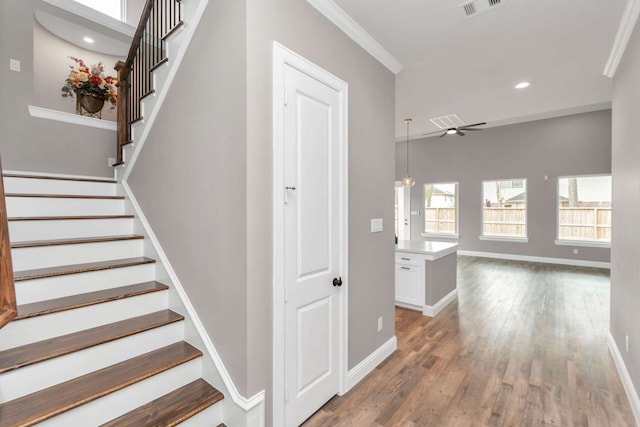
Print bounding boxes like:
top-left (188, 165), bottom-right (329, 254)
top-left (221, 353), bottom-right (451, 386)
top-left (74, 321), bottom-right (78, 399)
top-left (0, 157), bottom-right (16, 329)
top-left (114, 60), bottom-right (129, 166)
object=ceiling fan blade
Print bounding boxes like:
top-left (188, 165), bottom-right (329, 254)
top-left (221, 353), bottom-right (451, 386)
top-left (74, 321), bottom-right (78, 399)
top-left (439, 131), bottom-right (447, 138)
top-left (459, 127), bottom-right (483, 131)
top-left (458, 122), bottom-right (487, 129)
top-left (457, 130), bottom-right (466, 136)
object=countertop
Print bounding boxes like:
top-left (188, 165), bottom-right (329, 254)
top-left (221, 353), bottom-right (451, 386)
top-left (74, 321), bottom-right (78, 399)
top-left (395, 240), bottom-right (459, 260)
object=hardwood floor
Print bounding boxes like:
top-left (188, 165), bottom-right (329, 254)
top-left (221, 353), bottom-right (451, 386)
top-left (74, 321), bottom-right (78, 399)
top-left (303, 256), bottom-right (636, 426)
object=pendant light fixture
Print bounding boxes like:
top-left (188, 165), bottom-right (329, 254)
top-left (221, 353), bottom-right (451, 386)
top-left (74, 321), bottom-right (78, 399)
top-left (402, 118), bottom-right (415, 187)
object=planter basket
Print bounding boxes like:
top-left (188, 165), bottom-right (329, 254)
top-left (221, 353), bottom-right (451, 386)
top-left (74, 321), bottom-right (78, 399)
top-left (76, 91), bottom-right (105, 118)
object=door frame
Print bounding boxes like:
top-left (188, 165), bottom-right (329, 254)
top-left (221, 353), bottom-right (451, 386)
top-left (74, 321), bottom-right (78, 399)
top-left (395, 181), bottom-right (411, 240)
top-left (272, 41), bottom-right (349, 426)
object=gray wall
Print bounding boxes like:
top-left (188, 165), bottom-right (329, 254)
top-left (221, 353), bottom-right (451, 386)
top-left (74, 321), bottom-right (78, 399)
top-left (246, 0), bottom-right (396, 400)
top-left (128, 0), bottom-right (396, 423)
top-left (611, 20), bottom-right (640, 403)
top-left (127, 0), bottom-right (249, 393)
top-left (125, 0), bottom-right (145, 26)
top-left (396, 110), bottom-right (612, 263)
top-left (0, 0), bottom-right (114, 177)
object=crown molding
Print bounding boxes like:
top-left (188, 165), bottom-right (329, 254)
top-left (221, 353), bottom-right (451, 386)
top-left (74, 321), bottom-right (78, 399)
top-left (604, 0), bottom-right (640, 78)
top-left (305, 0), bottom-right (404, 74)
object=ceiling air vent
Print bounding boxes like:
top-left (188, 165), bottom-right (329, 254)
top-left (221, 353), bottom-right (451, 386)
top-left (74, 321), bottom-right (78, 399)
top-left (429, 114), bottom-right (465, 130)
top-left (458, 0), bottom-right (506, 18)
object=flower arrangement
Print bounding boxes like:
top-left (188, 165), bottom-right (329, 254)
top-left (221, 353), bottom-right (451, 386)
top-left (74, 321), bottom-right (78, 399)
top-left (61, 56), bottom-right (117, 109)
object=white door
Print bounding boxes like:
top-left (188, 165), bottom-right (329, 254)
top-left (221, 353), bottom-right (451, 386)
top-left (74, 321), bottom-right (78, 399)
top-left (283, 62), bottom-right (344, 426)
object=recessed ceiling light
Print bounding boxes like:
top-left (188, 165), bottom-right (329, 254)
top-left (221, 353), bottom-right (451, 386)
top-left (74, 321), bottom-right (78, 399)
top-left (83, 36), bottom-right (94, 44)
top-left (515, 81), bottom-right (530, 89)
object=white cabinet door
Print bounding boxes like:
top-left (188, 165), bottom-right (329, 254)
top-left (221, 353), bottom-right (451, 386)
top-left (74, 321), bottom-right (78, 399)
top-left (395, 263), bottom-right (423, 309)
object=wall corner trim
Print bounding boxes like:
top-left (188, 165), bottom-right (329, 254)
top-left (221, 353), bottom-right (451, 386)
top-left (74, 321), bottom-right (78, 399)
top-left (607, 332), bottom-right (640, 425)
top-left (304, 0), bottom-right (404, 75)
top-left (120, 181), bottom-right (265, 417)
top-left (422, 289), bottom-right (457, 317)
top-left (604, 0), bottom-right (640, 78)
top-left (343, 336), bottom-right (397, 393)
top-left (28, 105), bottom-right (117, 131)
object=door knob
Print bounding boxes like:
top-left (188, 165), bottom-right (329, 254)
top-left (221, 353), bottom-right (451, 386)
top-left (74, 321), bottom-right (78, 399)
top-left (332, 277), bottom-right (342, 287)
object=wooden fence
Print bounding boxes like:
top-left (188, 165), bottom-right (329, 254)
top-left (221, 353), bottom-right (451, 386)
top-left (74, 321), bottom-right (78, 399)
top-left (424, 207), bottom-right (611, 241)
top-left (558, 207), bottom-right (611, 241)
top-left (424, 207), bottom-right (456, 234)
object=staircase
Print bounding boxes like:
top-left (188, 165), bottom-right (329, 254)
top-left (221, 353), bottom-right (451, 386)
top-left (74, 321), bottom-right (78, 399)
top-left (0, 173), bottom-right (224, 426)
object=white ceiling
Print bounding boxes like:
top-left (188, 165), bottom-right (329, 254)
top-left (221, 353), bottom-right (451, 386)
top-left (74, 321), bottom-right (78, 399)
top-left (331, 0), bottom-right (627, 138)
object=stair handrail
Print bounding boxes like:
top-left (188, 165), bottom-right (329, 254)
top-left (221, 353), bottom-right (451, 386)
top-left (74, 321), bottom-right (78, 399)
top-left (0, 159), bottom-right (16, 329)
top-left (115, 0), bottom-right (182, 166)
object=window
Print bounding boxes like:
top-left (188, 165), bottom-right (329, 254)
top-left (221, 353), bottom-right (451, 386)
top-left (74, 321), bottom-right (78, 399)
top-left (73, 0), bottom-right (124, 20)
top-left (424, 183), bottom-right (458, 236)
top-left (557, 175), bottom-right (611, 244)
top-left (482, 179), bottom-right (527, 239)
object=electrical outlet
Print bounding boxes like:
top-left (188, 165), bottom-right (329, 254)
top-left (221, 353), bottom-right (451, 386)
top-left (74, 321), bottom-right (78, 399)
top-left (626, 335), bottom-right (630, 352)
top-left (377, 316), bottom-right (383, 332)
top-left (573, 248), bottom-right (579, 255)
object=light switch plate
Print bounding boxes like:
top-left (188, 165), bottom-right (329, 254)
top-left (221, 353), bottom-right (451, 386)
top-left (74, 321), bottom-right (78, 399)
top-left (9, 59), bottom-right (20, 72)
top-left (370, 218), bottom-right (383, 233)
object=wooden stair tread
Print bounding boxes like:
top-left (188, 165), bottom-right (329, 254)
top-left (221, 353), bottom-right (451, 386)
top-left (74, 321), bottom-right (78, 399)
top-left (16, 281), bottom-right (168, 320)
top-left (11, 234), bottom-right (144, 249)
top-left (8, 215), bottom-right (134, 221)
top-left (0, 342), bottom-right (201, 427)
top-left (5, 193), bottom-right (124, 200)
top-left (14, 257), bottom-right (156, 281)
top-left (100, 379), bottom-right (223, 427)
top-left (2, 174), bottom-right (116, 184)
top-left (0, 310), bottom-right (183, 374)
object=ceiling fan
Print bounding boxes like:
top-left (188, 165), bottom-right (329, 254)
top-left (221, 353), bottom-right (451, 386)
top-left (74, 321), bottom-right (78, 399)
top-left (424, 122), bottom-right (487, 138)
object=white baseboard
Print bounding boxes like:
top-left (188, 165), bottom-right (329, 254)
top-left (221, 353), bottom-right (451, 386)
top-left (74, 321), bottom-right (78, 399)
top-left (422, 289), bottom-right (457, 317)
top-left (343, 335), bottom-right (397, 393)
top-left (394, 300), bottom-right (422, 312)
top-left (457, 250), bottom-right (610, 269)
top-left (607, 332), bottom-right (640, 425)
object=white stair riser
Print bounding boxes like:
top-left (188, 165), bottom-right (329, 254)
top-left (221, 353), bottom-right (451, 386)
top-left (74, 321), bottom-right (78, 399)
top-left (12, 240), bottom-right (144, 271)
top-left (0, 291), bottom-right (168, 350)
top-left (15, 263), bottom-right (155, 304)
top-left (3, 177), bottom-right (117, 196)
top-left (0, 322), bottom-right (184, 403)
top-left (6, 197), bottom-right (125, 217)
top-left (178, 400), bottom-right (224, 427)
top-left (9, 218), bottom-right (134, 241)
top-left (36, 358), bottom-right (203, 427)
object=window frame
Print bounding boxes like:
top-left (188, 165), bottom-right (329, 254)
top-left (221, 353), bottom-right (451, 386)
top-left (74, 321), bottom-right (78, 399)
top-left (421, 182), bottom-right (459, 239)
top-left (480, 178), bottom-right (529, 242)
top-left (73, 0), bottom-right (126, 21)
top-left (555, 174), bottom-right (611, 248)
